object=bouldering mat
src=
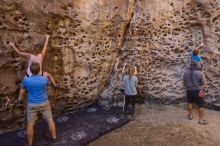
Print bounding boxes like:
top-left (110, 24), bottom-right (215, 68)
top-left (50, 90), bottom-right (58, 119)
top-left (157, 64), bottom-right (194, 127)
top-left (0, 105), bottom-right (129, 146)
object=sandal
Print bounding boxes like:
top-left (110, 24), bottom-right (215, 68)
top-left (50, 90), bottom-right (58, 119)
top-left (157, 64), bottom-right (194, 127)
top-left (198, 119), bottom-right (209, 125)
top-left (129, 114), bottom-right (135, 121)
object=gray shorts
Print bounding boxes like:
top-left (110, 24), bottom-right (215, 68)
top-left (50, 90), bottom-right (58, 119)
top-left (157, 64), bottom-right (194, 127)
top-left (27, 102), bottom-right (53, 123)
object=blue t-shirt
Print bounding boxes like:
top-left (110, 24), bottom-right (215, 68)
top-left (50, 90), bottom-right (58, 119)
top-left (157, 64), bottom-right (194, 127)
top-left (123, 75), bottom-right (138, 96)
top-left (191, 53), bottom-right (202, 62)
top-left (22, 76), bottom-right (49, 104)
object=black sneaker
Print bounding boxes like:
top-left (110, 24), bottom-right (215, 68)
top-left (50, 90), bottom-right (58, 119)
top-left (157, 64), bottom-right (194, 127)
top-left (25, 143), bottom-right (33, 146)
top-left (51, 138), bottom-right (58, 143)
top-left (46, 138), bottom-right (58, 146)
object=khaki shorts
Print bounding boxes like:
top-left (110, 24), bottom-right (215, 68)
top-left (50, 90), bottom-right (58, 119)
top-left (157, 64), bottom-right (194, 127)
top-left (27, 102), bottom-right (53, 123)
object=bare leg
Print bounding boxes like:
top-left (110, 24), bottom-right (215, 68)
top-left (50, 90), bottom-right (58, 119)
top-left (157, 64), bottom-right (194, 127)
top-left (47, 118), bottom-right (56, 139)
top-left (188, 103), bottom-right (193, 119)
top-left (27, 121), bottom-right (35, 146)
top-left (198, 108), bottom-right (204, 121)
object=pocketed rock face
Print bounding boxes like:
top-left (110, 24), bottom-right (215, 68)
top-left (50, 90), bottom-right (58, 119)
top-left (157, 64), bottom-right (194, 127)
top-left (0, 0), bottom-right (135, 132)
top-left (100, 0), bottom-right (220, 107)
top-left (0, 0), bottom-right (219, 133)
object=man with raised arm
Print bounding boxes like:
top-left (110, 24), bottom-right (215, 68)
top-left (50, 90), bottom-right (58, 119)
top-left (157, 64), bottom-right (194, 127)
top-left (18, 62), bottom-right (57, 146)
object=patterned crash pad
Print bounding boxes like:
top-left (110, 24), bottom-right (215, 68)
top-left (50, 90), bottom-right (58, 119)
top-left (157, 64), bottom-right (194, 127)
top-left (0, 105), bottom-right (129, 146)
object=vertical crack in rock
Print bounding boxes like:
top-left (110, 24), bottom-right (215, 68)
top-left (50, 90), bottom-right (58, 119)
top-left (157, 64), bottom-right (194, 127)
top-left (99, 0), bottom-right (137, 108)
top-left (120, 0), bottom-right (137, 49)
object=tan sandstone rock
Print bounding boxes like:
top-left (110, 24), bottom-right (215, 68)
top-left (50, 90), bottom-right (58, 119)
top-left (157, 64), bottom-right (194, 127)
top-left (0, 0), bottom-right (219, 132)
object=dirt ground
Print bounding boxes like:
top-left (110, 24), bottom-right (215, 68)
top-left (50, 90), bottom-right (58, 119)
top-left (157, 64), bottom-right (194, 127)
top-left (89, 104), bottom-right (220, 146)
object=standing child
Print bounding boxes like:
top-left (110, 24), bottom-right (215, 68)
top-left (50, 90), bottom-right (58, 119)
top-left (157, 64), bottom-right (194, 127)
top-left (123, 66), bottom-right (138, 120)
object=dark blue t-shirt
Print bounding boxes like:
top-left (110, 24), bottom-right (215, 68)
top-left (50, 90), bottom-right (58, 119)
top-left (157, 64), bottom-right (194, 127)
top-left (22, 76), bottom-right (49, 104)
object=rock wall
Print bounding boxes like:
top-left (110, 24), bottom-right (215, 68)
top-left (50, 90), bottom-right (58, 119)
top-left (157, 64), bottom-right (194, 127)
top-left (100, 0), bottom-right (220, 107)
top-left (0, 0), bottom-right (219, 132)
top-left (0, 0), bottom-right (135, 132)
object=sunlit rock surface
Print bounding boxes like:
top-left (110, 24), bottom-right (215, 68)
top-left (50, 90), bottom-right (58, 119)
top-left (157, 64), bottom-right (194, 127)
top-left (0, 0), bottom-right (219, 132)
